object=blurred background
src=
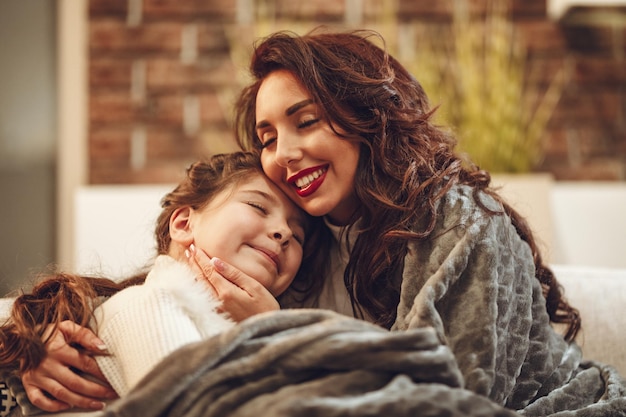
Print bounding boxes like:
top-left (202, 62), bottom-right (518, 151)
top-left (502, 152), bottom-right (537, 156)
top-left (1, 0), bottom-right (625, 295)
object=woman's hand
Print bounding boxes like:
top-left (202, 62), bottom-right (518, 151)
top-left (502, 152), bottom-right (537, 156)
top-left (22, 321), bottom-right (118, 412)
top-left (186, 245), bottom-right (280, 322)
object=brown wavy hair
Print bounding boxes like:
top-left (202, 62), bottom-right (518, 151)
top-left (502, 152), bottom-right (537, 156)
top-left (0, 152), bottom-right (328, 373)
top-left (234, 29), bottom-right (579, 340)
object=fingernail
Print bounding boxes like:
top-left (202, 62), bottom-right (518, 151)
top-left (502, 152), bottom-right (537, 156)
top-left (95, 341), bottom-right (108, 351)
top-left (89, 401), bottom-right (106, 410)
top-left (189, 243), bottom-right (196, 253)
top-left (211, 257), bottom-right (224, 272)
top-left (184, 249), bottom-right (191, 259)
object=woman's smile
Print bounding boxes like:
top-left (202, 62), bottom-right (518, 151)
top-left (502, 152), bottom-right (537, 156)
top-left (289, 165), bottom-right (328, 197)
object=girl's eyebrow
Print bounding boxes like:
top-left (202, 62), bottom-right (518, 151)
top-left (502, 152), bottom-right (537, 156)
top-left (255, 99), bottom-right (314, 130)
top-left (240, 189), bottom-right (276, 202)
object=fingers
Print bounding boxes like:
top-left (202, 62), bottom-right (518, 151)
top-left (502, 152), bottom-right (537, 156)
top-left (23, 368), bottom-right (111, 412)
top-left (63, 349), bottom-right (108, 383)
top-left (45, 366), bottom-right (114, 407)
top-left (209, 257), bottom-right (256, 294)
top-left (48, 322), bottom-right (108, 381)
top-left (57, 320), bottom-right (108, 354)
top-left (187, 245), bottom-right (279, 321)
top-left (185, 245), bottom-right (218, 297)
top-left (24, 364), bottom-right (116, 410)
top-left (23, 382), bottom-right (72, 413)
top-left (22, 323), bottom-right (118, 411)
top-left (188, 244), bottom-right (250, 293)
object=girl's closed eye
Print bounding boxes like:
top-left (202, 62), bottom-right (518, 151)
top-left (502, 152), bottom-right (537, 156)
top-left (246, 201), bottom-right (268, 214)
top-left (291, 229), bottom-right (305, 246)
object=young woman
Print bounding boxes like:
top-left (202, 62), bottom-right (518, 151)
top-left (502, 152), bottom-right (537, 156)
top-left (0, 151), bottom-right (327, 412)
top-left (230, 30), bottom-right (624, 414)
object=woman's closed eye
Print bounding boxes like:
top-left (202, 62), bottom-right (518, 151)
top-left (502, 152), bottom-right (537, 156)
top-left (297, 117), bottom-right (319, 129)
top-left (256, 126), bottom-right (276, 148)
top-left (259, 136), bottom-right (276, 149)
top-left (257, 116), bottom-right (319, 149)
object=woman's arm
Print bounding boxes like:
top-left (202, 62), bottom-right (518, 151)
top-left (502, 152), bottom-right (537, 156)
top-left (21, 321), bottom-right (116, 412)
top-left (3, 274), bottom-right (121, 412)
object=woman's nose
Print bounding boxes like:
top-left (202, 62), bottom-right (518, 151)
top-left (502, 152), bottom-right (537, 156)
top-left (274, 134), bottom-right (303, 167)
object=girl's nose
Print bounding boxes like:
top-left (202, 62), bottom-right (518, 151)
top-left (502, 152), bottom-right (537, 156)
top-left (271, 227), bottom-right (291, 247)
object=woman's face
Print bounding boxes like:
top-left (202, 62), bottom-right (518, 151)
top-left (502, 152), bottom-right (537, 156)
top-left (255, 70), bottom-right (360, 226)
top-left (188, 174), bottom-right (306, 296)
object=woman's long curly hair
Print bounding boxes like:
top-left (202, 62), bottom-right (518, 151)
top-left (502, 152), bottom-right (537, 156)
top-left (0, 152), bottom-right (328, 373)
top-left (234, 29), bottom-right (579, 340)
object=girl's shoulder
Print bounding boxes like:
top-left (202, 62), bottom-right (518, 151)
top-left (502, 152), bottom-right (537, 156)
top-left (95, 256), bottom-right (210, 323)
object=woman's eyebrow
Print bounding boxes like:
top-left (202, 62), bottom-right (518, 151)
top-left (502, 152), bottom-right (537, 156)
top-left (255, 99), bottom-right (314, 130)
top-left (285, 99), bottom-right (314, 116)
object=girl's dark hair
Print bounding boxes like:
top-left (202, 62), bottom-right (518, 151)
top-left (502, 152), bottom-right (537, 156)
top-left (0, 151), bottom-right (328, 373)
top-left (234, 29), bottom-right (579, 341)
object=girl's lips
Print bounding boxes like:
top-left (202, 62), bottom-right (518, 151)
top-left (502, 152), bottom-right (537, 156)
top-left (254, 246), bottom-right (279, 272)
top-left (288, 165), bottom-right (328, 198)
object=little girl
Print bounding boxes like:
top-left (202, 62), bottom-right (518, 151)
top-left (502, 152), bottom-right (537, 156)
top-left (0, 151), bottom-right (328, 410)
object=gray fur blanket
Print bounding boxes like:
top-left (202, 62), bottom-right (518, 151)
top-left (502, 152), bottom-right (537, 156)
top-left (102, 309), bottom-right (625, 417)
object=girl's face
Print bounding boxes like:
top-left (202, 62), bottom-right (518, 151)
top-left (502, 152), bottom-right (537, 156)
top-left (188, 174), bottom-right (307, 296)
top-left (255, 69), bottom-right (360, 226)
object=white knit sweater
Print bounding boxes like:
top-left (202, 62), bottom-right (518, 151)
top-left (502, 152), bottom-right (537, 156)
top-left (92, 255), bottom-right (234, 396)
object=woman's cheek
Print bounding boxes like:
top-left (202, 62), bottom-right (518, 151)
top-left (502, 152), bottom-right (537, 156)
top-left (260, 153), bottom-right (280, 178)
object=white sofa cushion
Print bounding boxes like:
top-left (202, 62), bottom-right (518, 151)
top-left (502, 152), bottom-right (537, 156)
top-left (551, 264), bottom-right (626, 376)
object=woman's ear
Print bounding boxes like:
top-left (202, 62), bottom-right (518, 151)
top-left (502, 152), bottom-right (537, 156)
top-left (169, 207), bottom-right (194, 246)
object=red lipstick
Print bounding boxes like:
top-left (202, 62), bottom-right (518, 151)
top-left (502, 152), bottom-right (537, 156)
top-left (287, 165), bottom-right (328, 198)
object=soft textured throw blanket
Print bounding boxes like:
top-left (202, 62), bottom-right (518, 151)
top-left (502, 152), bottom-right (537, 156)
top-left (103, 309), bottom-right (521, 417)
top-left (102, 309), bottom-right (625, 417)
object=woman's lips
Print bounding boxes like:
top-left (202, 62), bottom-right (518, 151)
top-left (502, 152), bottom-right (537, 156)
top-left (288, 166), bottom-right (328, 198)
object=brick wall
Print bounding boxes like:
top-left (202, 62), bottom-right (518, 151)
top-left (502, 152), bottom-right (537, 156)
top-left (538, 7), bottom-right (626, 180)
top-left (88, 0), bottom-right (626, 183)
